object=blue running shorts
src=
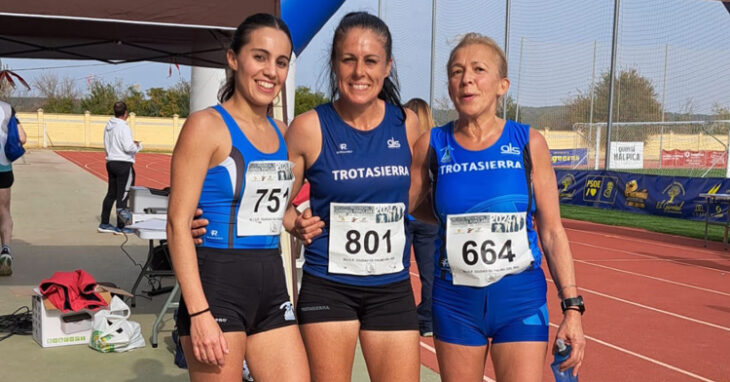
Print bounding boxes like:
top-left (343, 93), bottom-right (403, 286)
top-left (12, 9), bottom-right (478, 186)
top-left (433, 267), bottom-right (549, 346)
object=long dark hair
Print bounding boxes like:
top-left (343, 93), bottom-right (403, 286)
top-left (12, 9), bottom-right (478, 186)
top-left (328, 12), bottom-right (404, 117)
top-left (218, 13), bottom-right (293, 103)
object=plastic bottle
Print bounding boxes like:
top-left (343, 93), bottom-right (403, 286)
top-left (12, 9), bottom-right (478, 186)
top-left (551, 338), bottom-right (578, 382)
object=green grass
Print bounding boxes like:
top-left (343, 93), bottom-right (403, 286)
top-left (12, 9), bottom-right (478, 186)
top-left (560, 204), bottom-right (727, 243)
top-left (611, 168), bottom-right (726, 178)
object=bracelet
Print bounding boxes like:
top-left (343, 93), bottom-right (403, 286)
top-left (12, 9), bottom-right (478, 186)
top-left (563, 306), bottom-right (582, 314)
top-left (558, 284), bottom-right (578, 296)
top-left (189, 307), bottom-right (210, 318)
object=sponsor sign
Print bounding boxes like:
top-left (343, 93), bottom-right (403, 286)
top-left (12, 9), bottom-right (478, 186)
top-left (610, 142), bottom-right (643, 169)
top-left (660, 149), bottom-right (728, 168)
top-left (550, 149), bottom-right (588, 166)
top-left (555, 169), bottom-right (730, 222)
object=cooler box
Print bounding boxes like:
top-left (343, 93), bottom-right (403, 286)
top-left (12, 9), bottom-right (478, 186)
top-left (129, 186), bottom-right (169, 214)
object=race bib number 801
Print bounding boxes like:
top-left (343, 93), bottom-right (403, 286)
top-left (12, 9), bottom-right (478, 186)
top-left (445, 212), bottom-right (533, 287)
top-left (328, 202), bottom-right (406, 276)
top-left (237, 161), bottom-right (294, 236)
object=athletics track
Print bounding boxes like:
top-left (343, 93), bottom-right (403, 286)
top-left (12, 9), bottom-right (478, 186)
top-left (56, 150), bottom-right (730, 381)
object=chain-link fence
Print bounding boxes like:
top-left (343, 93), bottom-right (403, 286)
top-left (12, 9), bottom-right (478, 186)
top-left (304, 0), bottom-right (730, 177)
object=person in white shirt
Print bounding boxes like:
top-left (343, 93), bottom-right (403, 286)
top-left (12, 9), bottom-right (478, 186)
top-left (98, 101), bottom-right (141, 234)
top-left (0, 100), bottom-right (26, 276)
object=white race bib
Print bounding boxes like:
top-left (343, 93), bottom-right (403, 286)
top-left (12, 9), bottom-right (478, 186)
top-left (237, 161), bottom-right (294, 236)
top-left (445, 212), bottom-right (533, 287)
top-left (328, 202), bottom-right (406, 275)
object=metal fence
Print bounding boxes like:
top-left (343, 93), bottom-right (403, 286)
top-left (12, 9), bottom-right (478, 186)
top-left (307, 0), bottom-right (730, 177)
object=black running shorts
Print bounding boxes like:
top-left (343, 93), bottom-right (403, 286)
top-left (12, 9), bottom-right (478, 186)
top-left (296, 272), bottom-right (418, 331)
top-left (177, 247), bottom-right (297, 336)
top-left (0, 170), bottom-right (13, 189)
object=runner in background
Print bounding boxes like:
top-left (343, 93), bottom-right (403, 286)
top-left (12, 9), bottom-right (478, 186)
top-left (403, 97), bottom-right (438, 337)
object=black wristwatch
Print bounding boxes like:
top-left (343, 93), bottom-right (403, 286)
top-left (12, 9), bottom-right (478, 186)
top-left (561, 295), bottom-right (585, 315)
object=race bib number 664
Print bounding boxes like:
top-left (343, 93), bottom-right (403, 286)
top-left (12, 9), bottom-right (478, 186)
top-left (445, 212), bottom-right (533, 287)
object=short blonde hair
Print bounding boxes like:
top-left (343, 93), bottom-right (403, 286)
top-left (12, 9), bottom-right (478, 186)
top-left (447, 33), bottom-right (509, 111)
top-left (404, 98), bottom-right (435, 133)
top-left (447, 32), bottom-right (508, 79)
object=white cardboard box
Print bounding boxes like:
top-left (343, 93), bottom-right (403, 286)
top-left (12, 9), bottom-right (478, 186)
top-left (31, 285), bottom-right (131, 348)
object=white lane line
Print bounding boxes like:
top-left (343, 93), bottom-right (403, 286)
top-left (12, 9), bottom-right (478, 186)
top-left (570, 240), bottom-right (727, 274)
top-left (575, 259), bottom-right (730, 297)
top-left (565, 226), bottom-right (715, 253)
top-left (418, 341), bottom-right (497, 382)
top-left (572, 285), bottom-right (730, 332)
top-left (583, 258), bottom-right (730, 263)
top-left (410, 275), bottom-right (718, 381)
top-left (548, 323), bottom-right (715, 382)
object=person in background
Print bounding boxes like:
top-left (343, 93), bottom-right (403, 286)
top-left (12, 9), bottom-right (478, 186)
top-left (403, 97), bottom-right (438, 337)
top-left (0, 101), bottom-right (26, 276)
top-left (284, 11), bottom-right (422, 382)
top-left (167, 13), bottom-right (309, 382)
top-left (408, 33), bottom-right (586, 381)
top-left (98, 101), bottom-right (140, 235)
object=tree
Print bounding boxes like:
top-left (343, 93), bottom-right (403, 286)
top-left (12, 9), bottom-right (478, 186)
top-left (294, 86), bottom-right (327, 116)
top-left (0, 84), bottom-right (14, 101)
top-left (32, 73), bottom-right (80, 113)
top-left (711, 103), bottom-right (729, 121)
top-left (675, 97), bottom-right (697, 122)
top-left (564, 68), bottom-right (663, 128)
top-left (122, 85), bottom-right (148, 116)
top-left (81, 79), bottom-right (122, 114)
top-left (503, 95), bottom-right (517, 122)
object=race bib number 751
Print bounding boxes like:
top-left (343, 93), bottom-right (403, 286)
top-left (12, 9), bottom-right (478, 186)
top-left (237, 161), bottom-right (294, 236)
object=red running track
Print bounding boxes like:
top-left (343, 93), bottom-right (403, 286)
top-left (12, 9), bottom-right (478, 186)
top-left (55, 150), bottom-right (171, 189)
top-left (59, 150), bottom-right (730, 381)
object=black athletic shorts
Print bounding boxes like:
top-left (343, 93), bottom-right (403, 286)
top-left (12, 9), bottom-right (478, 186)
top-left (177, 247), bottom-right (297, 336)
top-left (0, 171), bottom-right (13, 189)
top-left (296, 272), bottom-right (418, 331)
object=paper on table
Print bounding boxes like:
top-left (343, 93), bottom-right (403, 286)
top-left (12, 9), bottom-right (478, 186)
top-left (126, 218), bottom-right (166, 231)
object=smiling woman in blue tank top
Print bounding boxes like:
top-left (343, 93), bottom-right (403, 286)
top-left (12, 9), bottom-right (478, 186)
top-left (166, 14), bottom-right (308, 382)
top-left (408, 33), bottom-right (586, 382)
top-left (283, 11), bottom-right (422, 382)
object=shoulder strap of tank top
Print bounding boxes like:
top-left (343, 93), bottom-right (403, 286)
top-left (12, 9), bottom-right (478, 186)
top-left (266, 116), bottom-right (287, 152)
top-left (212, 104), bottom-right (240, 139)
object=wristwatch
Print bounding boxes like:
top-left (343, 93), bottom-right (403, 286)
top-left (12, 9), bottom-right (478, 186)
top-left (560, 295), bottom-right (585, 315)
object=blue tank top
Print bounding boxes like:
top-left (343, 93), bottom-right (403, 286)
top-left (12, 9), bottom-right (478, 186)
top-left (304, 102), bottom-right (411, 286)
top-left (198, 105), bottom-right (290, 250)
top-left (428, 120), bottom-right (541, 281)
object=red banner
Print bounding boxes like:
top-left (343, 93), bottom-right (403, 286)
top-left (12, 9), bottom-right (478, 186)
top-left (660, 149), bottom-right (727, 168)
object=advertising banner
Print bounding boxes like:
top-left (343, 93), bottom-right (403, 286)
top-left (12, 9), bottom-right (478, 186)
top-left (555, 169), bottom-right (730, 222)
top-left (610, 142), bottom-right (644, 169)
top-left (550, 149), bottom-right (588, 167)
top-left (660, 149), bottom-right (728, 168)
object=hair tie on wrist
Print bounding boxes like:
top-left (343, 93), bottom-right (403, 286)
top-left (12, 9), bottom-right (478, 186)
top-left (189, 307), bottom-right (210, 318)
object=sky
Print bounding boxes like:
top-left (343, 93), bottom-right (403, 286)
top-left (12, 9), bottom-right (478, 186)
top-left (3, 0), bottom-right (730, 114)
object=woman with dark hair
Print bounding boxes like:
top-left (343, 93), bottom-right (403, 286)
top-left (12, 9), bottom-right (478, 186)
top-left (167, 13), bottom-right (309, 382)
top-left (403, 97), bottom-right (439, 337)
top-left (284, 11), bottom-right (422, 382)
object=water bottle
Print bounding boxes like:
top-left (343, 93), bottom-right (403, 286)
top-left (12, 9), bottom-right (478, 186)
top-left (551, 338), bottom-right (578, 382)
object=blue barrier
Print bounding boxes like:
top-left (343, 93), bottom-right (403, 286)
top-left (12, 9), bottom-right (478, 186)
top-left (282, 0), bottom-right (345, 56)
top-left (555, 169), bottom-right (730, 222)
